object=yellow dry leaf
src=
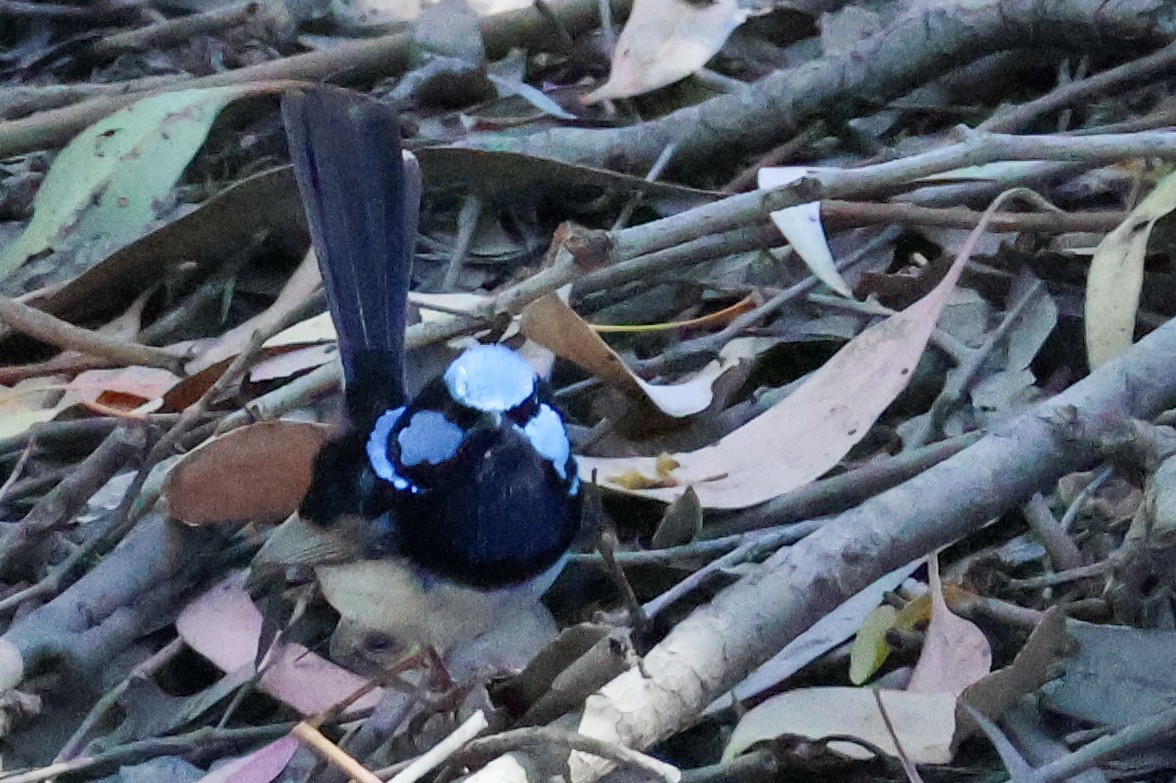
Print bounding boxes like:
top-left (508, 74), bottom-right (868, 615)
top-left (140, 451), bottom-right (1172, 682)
top-left (607, 453), bottom-right (683, 490)
top-left (655, 453), bottom-right (680, 476)
top-left (894, 592), bottom-right (932, 631)
top-left (608, 470), bottom-right (674, 490)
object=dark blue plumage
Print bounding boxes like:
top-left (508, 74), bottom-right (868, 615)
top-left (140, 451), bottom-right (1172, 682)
top-left (367, 345), bottom-right (580, 586)
top-left (280, 87), bottom-right (580, 591)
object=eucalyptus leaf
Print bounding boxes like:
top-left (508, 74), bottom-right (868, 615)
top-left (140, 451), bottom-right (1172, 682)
top-left (0, 86), bottom-right (255, 281)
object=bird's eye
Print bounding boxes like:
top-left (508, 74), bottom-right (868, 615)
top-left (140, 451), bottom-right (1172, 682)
top-left (362, 632), bottom-right (397, 653)
top-left (506, 392), bottom-right (539, 426)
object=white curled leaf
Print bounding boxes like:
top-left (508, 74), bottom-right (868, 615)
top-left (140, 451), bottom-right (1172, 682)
top-left (582, 0), bottom-right (749, 103)
top-left (758, 167), bottom-right (852, 297)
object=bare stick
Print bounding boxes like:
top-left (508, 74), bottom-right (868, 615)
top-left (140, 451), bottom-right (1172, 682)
top-left (0, 295), bottom-right (186, 373)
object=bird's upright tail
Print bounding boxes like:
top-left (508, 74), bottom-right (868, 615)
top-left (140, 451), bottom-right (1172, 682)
top-left (282, 87), bottom-right (421, 427)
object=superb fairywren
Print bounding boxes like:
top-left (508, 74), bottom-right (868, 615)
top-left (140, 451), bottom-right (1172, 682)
top-left (252, 87), bottom-right (580, 666)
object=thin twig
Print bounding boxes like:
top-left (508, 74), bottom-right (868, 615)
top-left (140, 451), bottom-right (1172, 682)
top-left (91, 1), bottom-right (260, 61)
top-left (0, 426), bottom-right (145, 577)
top-left (54, 637), bottom-right (185, 762)
top-left (0, 0), bottom-right (141, 19)
top-left (981, 40), bottom-right (1176, 133)
top-left (0, 0), bottom-right (634, 158)
top-left (441, 195), bottom-right (483, 291)
top-left (611, 129), bottom-right (1176, 264)
top-left (611, 141), bottom-right (679, 231)
top-left (1059, 466), bottom-right (1114, 532)
top-left (293, 721), bottom-right (383, 783)
top-left (1022, 705), bottom-right (1176, 783)
top-left (0, 295), bottom-right (186, 374)
top-left (0, 722), bottom-right (295, 783)
top-left (0, 440), bottom-right (35, 506)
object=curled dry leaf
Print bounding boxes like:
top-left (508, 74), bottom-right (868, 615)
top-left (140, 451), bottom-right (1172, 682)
top-left (956, 608), bottom-right (1071, 744)
top-left (60, 366), bottom-right (179, 414)
top-left (164, 420), bottom-right (330, 525)
top-left (723, 687), bottom-right (956, 764)
top-left (758, 167), bottom-right (852, 298)
top-left (521, 293), bottom-right (766, 418)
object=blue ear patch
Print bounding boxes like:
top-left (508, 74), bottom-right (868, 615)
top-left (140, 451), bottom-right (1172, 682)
top-left (366, 407), bottom-right (412, 491)
top-left (523, 404), bottom-right (571, 479)
top-left (397, 409), bottom-right (464, 466)
top-left (443, 344), bottom-right (536, 413)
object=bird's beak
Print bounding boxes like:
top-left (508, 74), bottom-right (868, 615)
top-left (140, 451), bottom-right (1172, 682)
top-left (476, 411), bottom-right (505, 431)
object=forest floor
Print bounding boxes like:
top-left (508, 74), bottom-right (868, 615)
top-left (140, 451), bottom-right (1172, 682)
top-left (1, 0), bottom-right (1176, 781)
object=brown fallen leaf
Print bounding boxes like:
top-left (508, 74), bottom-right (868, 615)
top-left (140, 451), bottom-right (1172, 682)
top-left (522, 294), bottom-right (768, 418)
top-left (60, 365), bottom-right (179, 413)
top-left (164, 420), bottom-right (330, 525)
top-left (955, 607), bottom-right (1072, 743)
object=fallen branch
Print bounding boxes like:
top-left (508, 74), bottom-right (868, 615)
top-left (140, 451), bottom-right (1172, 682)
top-left (0, 515), bottom-right (231, 697)
top-left (464, 0), bottom-right (1174, 170)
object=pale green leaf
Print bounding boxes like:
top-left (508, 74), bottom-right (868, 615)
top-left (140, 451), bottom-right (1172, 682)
top-left (1085, 170), bottom-right (1176, 367)
top-left (848, 604), bottom-right (897, 685)
top-left (0, 86), bottom-right (254, 280)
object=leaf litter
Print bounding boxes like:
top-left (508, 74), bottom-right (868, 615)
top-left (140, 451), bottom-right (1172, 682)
top-left (1, 3), bottom-right (1176, 783)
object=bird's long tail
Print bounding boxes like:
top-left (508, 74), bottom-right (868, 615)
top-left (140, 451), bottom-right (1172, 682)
top-left (282, 87), bottom-right (421, 427)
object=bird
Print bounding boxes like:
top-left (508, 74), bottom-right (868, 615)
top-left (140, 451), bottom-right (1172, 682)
top-left (251, 86), bottom-right (581, 673)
